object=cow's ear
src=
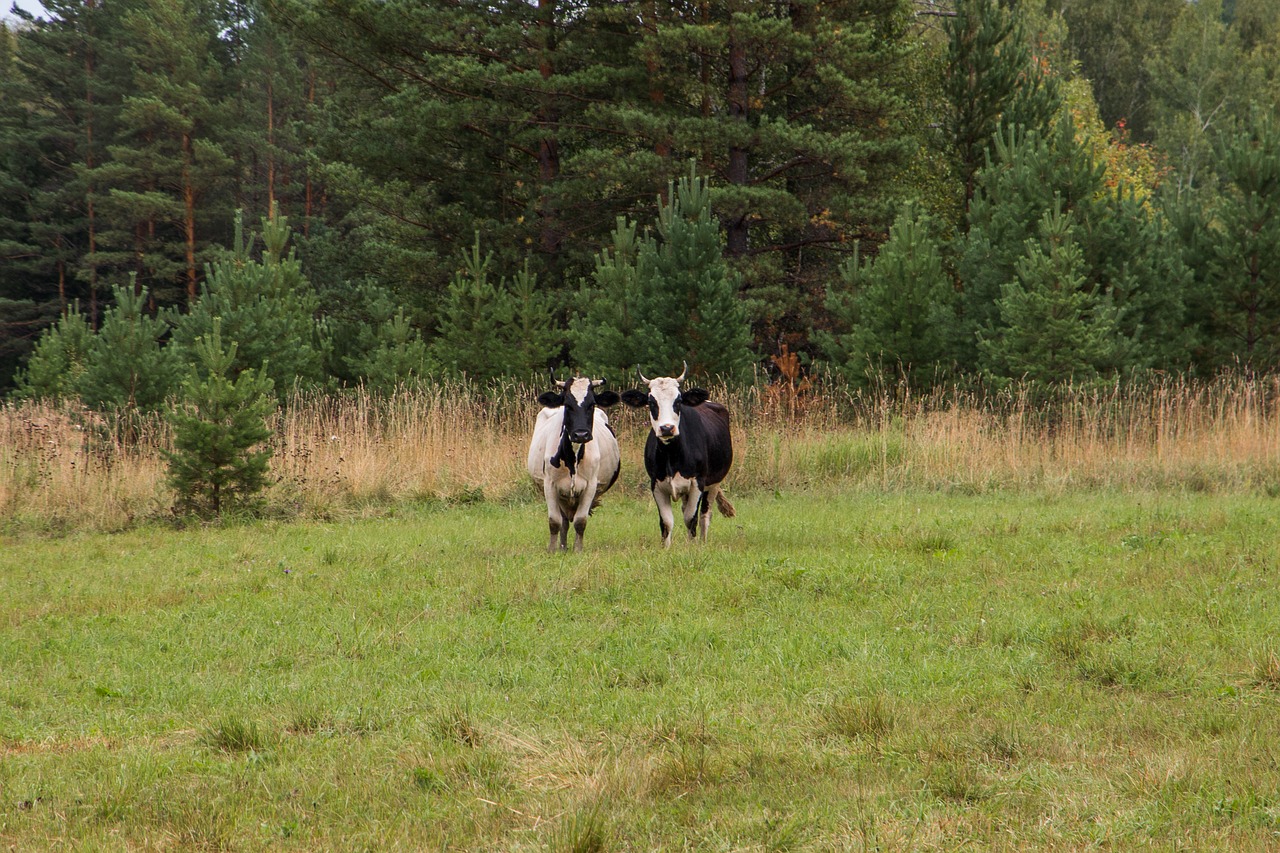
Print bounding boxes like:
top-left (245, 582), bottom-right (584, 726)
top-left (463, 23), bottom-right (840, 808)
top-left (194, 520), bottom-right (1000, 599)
top-left (594, 390), bottom-right (620, 408)
top-left (538, 391), bottom-right (564, 407)
top-left (682, 387), bottom-right (710, 406)
top-left (620, 389), bottom-right (649, 408)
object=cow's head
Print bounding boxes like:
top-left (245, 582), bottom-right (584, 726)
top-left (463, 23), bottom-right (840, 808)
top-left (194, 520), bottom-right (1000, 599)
top-left (620, 362), bottom-right (710, 443)
top-left (538, 374), bottom-right (620, 445)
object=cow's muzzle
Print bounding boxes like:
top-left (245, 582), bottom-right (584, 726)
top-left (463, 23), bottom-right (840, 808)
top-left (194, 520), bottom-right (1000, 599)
top-left (569, 430), bottom-right (591, 444)
top-left (657, 424), bottom-right (677, 441)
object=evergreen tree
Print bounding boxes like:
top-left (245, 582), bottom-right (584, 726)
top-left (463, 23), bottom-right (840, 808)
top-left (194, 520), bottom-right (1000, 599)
top-left (568, 217), bottom-right (648, 380)
top-left (348, 306), bottom-right (433, 393)
top-left (172, 207), bottom-right (326, 396)
top-left (265, 0), bottom-right (639, 291)
top-left (9, 0), bottom-right (121, 329)
top-left (957, 121), bottom-right (1101, 365)
top-left (1171, 110), bottom-right (1280, 370)
top-left (165, 318), bottom-right (275, 518)
top-left (12, 303), bottom-right (94, 401)
top-left (977, 203), bottom-right (1120, 386)
top-left (78, 279), bottom-right (182, 412)
top-left (572, 167), bottom-right (752, 380)
top-left (819, 206), bottom-right (958, 386)
top-left (957, 117), bottom-right (1189, 375)
top-left (91, 0), bottom-right (235, 306)
top-left (1, 5), bottom-right (116, 388)
top-left (430, 235), bottom-right (562, 383)
top-left (610, 0), bottom-right (917, 344)
top-left (331, 281), bottom-right (434, 391)
top-left (943, 0), bottom-right (1061, 208)
top-left (223, 6), bottom-right (315, 223)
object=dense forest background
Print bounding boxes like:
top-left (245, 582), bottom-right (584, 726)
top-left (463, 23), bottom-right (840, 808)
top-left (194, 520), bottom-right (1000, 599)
top-left (2, 0), bottom-right (1279, 404)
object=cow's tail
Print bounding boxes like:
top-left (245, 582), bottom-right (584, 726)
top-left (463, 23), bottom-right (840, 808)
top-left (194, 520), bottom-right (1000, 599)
top-left (711, 485), bottom-right (736, 518)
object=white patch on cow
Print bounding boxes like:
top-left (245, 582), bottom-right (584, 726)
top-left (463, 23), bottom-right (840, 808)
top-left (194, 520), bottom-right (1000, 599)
top-left (567, 376), bottom-right (591, 406)
top-left (647, 377), bottom-right (682, 442)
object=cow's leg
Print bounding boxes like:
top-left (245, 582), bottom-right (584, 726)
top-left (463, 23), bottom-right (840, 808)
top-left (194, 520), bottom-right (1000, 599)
top-left (572, 484), bottom-right (598, 552)
top-left (653, 481), bottom-right (676, 548)
top-left (547, 515), bottom-right (561, 553)
top-left (683, 482), bottom-right (701, 540)
top-left (545, 481), bottom-right (566, 553)
top-left (696, 485), bottom-right (713, 541)
top-left (559, 511), bottom-right (571, 550)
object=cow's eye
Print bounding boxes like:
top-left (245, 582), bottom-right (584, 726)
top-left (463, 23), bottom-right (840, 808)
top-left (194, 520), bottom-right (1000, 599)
top-left (673, 397), bottom-right (682, 414)
top-left (648, 398), bottom-right (658, 419)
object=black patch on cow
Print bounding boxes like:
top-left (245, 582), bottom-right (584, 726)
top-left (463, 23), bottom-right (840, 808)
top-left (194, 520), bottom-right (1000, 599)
top-left (620, 389), bottom-right (649, 409)
top-left (549, 430), bottom-right (577, 475)
top-left (682, 387), bottom-right (710, 406)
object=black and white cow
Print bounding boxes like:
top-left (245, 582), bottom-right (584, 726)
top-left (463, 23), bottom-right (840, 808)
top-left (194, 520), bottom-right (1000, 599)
top-left (621, 363), bottom-right (735, 547)
top-left (527, 374), bottom-right (622, 552)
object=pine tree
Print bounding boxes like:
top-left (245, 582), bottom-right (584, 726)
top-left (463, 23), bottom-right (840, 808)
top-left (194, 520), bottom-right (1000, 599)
top-left (9, 0), bottom-right (122, 329)
top-left (347, 306), bottom-right (434, 392)
top-left (977, 203), bottom-right (1120, 386)
top-left (1172, 110), bottom-right (1280, 370)
top-left (90, 0), bottom-right (235, 306)
top-left (957, 114), bottom-right (1192, 377)
top-left (78, 279), bottom-right (182, 412)
top-left (819, 206), bottom-right (958, 386)
top-left (172, 206), bottom-right (326, 396)
top-left (265, 0), bottom-right (638, 287)
top-left (571, 166), bottom-right (752, 380)
top-left (165, 318), bottom-right (275, 518)
top-left (12, 303), bottom-right (94, 401)
top-left (430, 235), bottom-right (563, 383)
top-left (943, 0), bottom-right (1061, 207)
top-left (957, 119), bottom-right (1107, 367)
top-left (568, 217), bottom-right (648, 379)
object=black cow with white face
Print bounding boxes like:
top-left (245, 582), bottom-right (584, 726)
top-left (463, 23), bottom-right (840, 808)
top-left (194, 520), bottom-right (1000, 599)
top-left (621, 363), bottom-right (735, 547)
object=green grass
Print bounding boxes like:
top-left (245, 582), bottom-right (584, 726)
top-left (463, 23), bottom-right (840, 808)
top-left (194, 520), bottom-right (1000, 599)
top-left (3, 489), bottom-right (1280, 849)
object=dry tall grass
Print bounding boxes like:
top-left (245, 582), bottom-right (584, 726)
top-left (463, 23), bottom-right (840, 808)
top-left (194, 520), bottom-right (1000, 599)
top-left (3, 375), bottom-right (1278, 533)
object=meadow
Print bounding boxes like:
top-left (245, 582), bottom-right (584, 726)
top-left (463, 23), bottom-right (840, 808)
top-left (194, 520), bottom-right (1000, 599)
top-left (3, 377), bottom-right (1280, 850)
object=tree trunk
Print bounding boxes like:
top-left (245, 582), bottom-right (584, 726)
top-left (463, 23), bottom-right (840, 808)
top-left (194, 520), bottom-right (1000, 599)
top-left (726, 30), bottom-right (749, 257)
top-left (536, 0), bottom-right (561, 257)
top-left (183, 132), bottom-right (198, 305)
top-left (266, 78), bottom-right (276, 212)
top-left (85, 0), bottom-right (98, 328)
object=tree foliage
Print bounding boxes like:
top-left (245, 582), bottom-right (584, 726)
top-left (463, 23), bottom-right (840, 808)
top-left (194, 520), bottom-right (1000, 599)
top-left (1, 0), bottom-right (1278, 395)
top-left (78, 280), bottom-right (182, 412)
top-left (819, 206), bottom-right (958, 386)
top-left (430, 236), bottom-right (562, 384)
top-left (164, 318), bottom-right (275, 518)
top-left (172, 207), bottom-right (326, 396)
top-left (572, 167), bottom-right (752, 381)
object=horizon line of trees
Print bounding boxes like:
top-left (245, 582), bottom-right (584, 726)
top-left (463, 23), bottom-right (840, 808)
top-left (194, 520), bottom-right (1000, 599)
top-left (2, 0), bottom-right (1280, 407)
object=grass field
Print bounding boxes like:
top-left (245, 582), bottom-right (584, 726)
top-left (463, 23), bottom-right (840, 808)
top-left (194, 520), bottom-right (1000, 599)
top-left (4, 488), bottom-right (1280, 850)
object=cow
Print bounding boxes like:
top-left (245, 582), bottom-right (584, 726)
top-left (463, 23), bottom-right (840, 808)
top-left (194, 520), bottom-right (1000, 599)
top-left (620, 363), bottom-right (735, 547)
top-left (527, 374), bottom-right (622, 553)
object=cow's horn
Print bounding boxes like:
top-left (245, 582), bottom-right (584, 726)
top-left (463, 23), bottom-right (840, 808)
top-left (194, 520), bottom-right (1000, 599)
top-left (592, 378), bottom-right (606, 387)
top-left (675, 361), bottom-right (687, 383)
top-left (548, 366), bottom-right (559, 387)
top-left (636, 366), bottom-right (650, 384)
